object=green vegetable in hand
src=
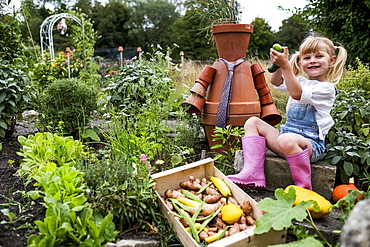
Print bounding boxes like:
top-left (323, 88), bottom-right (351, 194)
top-left (268, 43), bottom-right (284, 73)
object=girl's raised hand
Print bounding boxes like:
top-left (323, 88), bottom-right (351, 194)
top-left (270, 46), bottom-right (289, 68)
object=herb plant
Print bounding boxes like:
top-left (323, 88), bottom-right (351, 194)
top-left (324, 90), bottom-right (370, 182)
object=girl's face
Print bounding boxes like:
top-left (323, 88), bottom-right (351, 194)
top-left (299, 50), bottom-right (336, 82)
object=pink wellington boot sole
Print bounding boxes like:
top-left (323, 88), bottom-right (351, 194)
top-left (227, 175), bottom-right (266, 190)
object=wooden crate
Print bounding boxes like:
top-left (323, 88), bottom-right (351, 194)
top-left (151, 158), bottom-right (287, 247)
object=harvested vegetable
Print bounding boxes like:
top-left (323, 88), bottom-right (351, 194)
top-left (203, 194), bottom-right (223, 204)
top-left (210, 176), bottom-right (232, 198)
top-left (221, 203), bottom-right (243, 224)
top-left (241, 200), bottom-right (253, 215)
top-left (165, 189), bottom-right (184, 199)
top-left (285, 185), bottom-right (332, 218)
top-left (178, 197), bottom-right (201, 208)
top-left (179, 176), bottom-right (203, 190)
top-left (332, 177), bottom-right (363, 202)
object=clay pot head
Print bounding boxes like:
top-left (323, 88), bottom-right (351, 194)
top-left (212, 24), bottom-right (254, 61)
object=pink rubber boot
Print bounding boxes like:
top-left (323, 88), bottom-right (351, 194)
top-left (227, 135), bottom-right (266, 190)
top-left (286, 147), bottom-right (312, 190)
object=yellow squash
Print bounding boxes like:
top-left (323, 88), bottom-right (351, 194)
top-left (285, 185), bottom-right (332, 218)
top-left (221, 203), bottom-right (243, 224)
top-left (210, 176), bottom-right (232, 198)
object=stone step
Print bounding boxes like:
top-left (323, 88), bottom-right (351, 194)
top-left (234, 150), bottom-right (337, 200)
top-left (106, 239), bottom-right (159, 247)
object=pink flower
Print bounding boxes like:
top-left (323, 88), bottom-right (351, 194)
top-left (140, 154), bottom-right (147, 162)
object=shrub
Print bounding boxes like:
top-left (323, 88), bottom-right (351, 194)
top-left (36, 78), bottom-right (98, 136)
top-left (0, 13), bottom-right (32, 138)
top-left (0, 62), bottom-right (31, 138)
top-left (337, 58), bottom-right (370, 92)
top-left (324, 90), bottom-right (370, 183)
top-left (103, 58), bottom-right (173, 115)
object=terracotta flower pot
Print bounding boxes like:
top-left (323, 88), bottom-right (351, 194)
top-left (198, 65), bottom-right (216, 83)
top-left (183, 93), bottom-right (206, 117)
top-left (212, 24), bottom-right (254, 62)
top-left (190, 83), bottom-right (207, 98)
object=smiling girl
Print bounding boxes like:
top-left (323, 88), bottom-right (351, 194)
top-left (227, 36), bottom-right (347, 191)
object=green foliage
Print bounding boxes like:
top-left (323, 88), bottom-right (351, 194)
top-left (271, 237), bottom-right (324, 247)
top-left (273, 16), bottom-right (308, 53)
top-left (254, 187), bottom-right (329, 247)
top-left (69, 10), bottom-right (100, 85)
top-left (191, 0), bottom-right (241, 28)
top-left (103, 54), bottom-right (173, 115)
top-left (0, 12), bottom-right (32, 138)
top-left (211, 125), bottom-right (244, 174)
top-left (295, 0), bottom-right (370, 65)
top-left (168, 8), bottom-right (217, 60)
top-left (16, 133), bottom-right (117, 246)
top-left (80, 153), bottom-right (161, 232)
top-left (16, 132), bottom-right (86, 179)
top-left (28, 204), bottom-right (116, 247)
top-left (0, 62), bottom-right (32, 139)
top-left (30, 52), bottom-right (68, 90)
top-left (36, 78), bottom-right (98, 136)
top-left (0, 13), bottom-right (24, 62)
top-left (337, 58), bottom-right (370, 92)
top-left (254, 187), bottom-right (313, 235)
top-left (324, 90), bottom-right (370, 183)
top-left (125, 0), bottom-right (180, 50)
top-left (331, 190), bottom-right (368, 222)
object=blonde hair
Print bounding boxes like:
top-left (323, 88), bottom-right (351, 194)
top-left (290, 36), bottom-right (347, 84)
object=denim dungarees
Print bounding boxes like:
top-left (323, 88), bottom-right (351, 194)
top-left (280, 102), bottom-right (326, 163)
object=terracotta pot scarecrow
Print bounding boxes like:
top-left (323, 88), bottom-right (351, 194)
top-left (183, 24), bottom-right (281, 154)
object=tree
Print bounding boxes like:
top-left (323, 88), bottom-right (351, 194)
top-left (90, 2), bottom-right (131, 49)
top-left (274, 16), bottom-right (308, 53)
top-left (168, 7), bottom-right (217, 60)
top-left (296, 0), bottom-right (370, 65)
top-left (248, 17), bottom-right (274, 59)
top-left (125, 0), bottom-right (180, 51)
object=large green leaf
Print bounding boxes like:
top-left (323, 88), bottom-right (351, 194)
top-left (254, 187), bottom-right (312, 235)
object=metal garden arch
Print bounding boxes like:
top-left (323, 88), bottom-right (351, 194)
top-left (40, 13), bottom-right (83, 59)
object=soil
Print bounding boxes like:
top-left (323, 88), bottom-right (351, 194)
top-left (0, 133), bottom-right (44, 247)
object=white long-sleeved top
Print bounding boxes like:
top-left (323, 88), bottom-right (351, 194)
top-left (274, 76), bottom-right (336, 140)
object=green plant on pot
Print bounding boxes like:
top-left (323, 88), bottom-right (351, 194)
top-left (192, 0), bottom-right (242, 36)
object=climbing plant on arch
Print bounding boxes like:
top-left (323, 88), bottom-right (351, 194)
top-left (40, 13), bottom-right (82, 59)
top-left (39, 11), bottom-right (97, 81)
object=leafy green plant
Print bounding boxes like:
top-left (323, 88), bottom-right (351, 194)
top-left (0, 62), bottom-right (32, 139)
top-left (211, 125), bottom-right (244, 173)
top-left (192, 0), bottom-right (241, 37)
top-left (36, 78), bottom-right (98, 137)
top-left (254, 187), bottom-right (330, 247)
top-left (16, 132), bottom-right (86, 180)
top-left (331, 189), bottom-right (368, 222)
top-left (324, 90), bottom-right (370, 182)
top-left (27, 197), bottom-right (117, 246)
top-left (80, 152), bottom-right (162, 233)
top-left (17, 133), bottom-right (117, 246)
top-left (103, 53), bottom-right (173, 115)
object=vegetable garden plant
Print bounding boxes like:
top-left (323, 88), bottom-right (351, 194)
top-left (2, 6), bottom-right (370, 247)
